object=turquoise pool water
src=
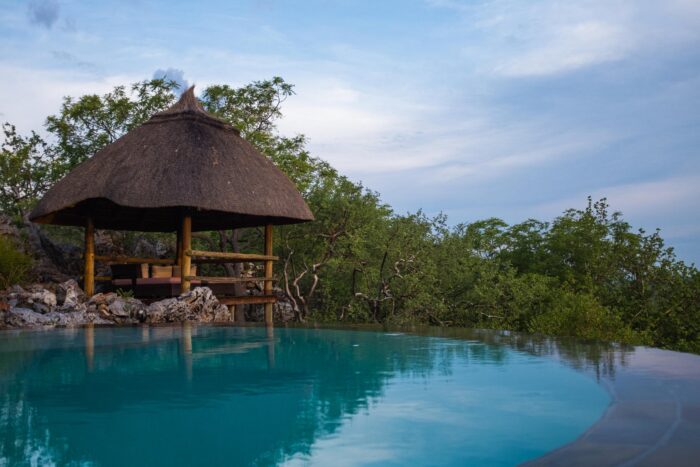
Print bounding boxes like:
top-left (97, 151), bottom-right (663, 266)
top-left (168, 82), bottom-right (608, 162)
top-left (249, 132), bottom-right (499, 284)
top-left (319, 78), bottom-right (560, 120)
top-left (0, 326), bottom-right (609, 466)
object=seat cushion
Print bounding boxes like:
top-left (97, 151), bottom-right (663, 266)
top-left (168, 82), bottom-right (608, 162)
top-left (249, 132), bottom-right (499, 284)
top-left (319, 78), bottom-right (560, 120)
top-left (151, 265), bottom-right (173, 278)
top-left (112, 279), bottom-right (133, 286)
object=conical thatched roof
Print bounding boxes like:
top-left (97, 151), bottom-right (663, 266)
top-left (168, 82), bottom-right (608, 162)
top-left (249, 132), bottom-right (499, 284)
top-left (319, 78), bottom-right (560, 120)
top-left (29, 87), bottom-right (313, 232)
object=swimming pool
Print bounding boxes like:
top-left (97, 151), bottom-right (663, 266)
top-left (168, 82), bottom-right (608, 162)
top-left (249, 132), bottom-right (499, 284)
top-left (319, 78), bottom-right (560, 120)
top-left (0, 325), bottom-right (615, 466)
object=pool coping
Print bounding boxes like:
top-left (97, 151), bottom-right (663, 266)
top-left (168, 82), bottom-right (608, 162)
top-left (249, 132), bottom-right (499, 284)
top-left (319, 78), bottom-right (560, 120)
top-left (521, 345), bottom-right (700, 467)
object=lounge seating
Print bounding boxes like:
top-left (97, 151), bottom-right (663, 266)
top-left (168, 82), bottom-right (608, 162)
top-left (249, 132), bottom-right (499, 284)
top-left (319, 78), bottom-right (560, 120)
top-left (111, 263), bottom-right (235, 298)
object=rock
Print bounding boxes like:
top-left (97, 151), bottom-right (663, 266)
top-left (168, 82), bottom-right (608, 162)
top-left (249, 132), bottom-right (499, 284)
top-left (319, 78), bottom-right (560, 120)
top-left (2, 284), bottom-right (243, 328)
top-left (146, 298), bottom-right (177, 323)
top-left (32, 289), bottom-right (57, 308)
top-left (84, 312), bottom-right (112, 325)
top-left (108, 299), bottom-right (129, 317)
top-left (6, 285), bottom-right (57, 314)
top-left (5, 308), bottom-right (54, 327)
top-left (98, 304), bottom-right (110, 319)
top-left (88, 292), bottom-right (117, 307)
top-left (0, 215), bottom-right (19, 237)
top-left (244, 288), bottom-right (295, 323)
top-left (22, 219), bottom-right (83, 283)
top-left (274, 300), bottom-right (295, 323)
top-left (132, 236), bottom-right (169, 259)
top-left (145, 287), bottom-right (230, 324)
top-left (44, 311), bottom-right (88, 327)
top-left (56, 279), bottom-right (85, 308)
top-left (107, 297), bottom-right (144, 323)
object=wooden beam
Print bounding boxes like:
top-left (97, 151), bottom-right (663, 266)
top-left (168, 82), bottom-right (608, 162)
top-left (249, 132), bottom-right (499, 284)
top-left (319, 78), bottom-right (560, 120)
top-left (185, 249), bottom-right (278, 262)
top-left (185, 276), bottom-right (275, 284)
top-left (189, 258), bottom-right (270, 265)
top-left (181, 215), bottom-right (192, 293)
top-left (219, 295), bottom-right (277, 306)
top-left (94, 255), bottom-right (175, 265)
top-left (264, 223), bottom-right (274, 325)
top-left (84, 218), bottom-right (95, 296)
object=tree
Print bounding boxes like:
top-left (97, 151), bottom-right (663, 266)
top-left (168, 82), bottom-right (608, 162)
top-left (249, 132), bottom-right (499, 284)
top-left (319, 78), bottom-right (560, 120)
top-left (0, 123), bottom-right (61, 218)
top-left (45, 79), bottom-right (179, 169)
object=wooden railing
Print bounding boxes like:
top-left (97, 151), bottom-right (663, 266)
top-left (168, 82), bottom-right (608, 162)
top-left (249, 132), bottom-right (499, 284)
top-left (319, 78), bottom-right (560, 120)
top-left (95, 255), bottom-right (175, 265)
top-left (180, 223), bottom-right (276, 323)
top-left (81, 216), bottom-right (278, 325)
top-left (185, 250), bottom-right (278, 262)
top-left (185, 276), bottom-right (275, 284)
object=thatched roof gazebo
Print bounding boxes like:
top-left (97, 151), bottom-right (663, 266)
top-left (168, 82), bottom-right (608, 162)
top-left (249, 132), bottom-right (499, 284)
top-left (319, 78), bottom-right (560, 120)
top-left (29, 86), bottom-right (313, 324)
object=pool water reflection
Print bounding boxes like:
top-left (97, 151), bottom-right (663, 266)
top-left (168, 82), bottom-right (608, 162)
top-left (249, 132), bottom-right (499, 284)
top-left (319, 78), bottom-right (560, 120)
top-left (0, 326), bottom-right (610, 466)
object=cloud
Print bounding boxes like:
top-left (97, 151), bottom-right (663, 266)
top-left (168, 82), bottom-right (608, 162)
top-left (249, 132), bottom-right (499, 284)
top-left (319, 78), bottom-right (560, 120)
top-left (152, 68), bottom-right (189, 94)
top-left (527, 175), bottom-right (700, 243)
top-left (0, 64), bottom-right (140, 135)
top-left (494, 21), bottom-right (633, 77)
top-left (430, 0), bottom-right (700, 77)
top-left (533, 175), bottom-right (700, 219)
top-left (50, 50), bottom-right (96, 70)
top-left (27, 0), bottom-right (60, 29)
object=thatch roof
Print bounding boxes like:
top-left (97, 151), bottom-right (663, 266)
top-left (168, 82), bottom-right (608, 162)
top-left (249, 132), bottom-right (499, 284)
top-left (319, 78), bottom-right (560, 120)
top-left (29, 87), bottom-right (313, 232)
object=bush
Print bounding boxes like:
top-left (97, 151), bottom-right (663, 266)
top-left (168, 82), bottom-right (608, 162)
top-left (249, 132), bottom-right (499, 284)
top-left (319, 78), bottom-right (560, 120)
top-left (0, 235), bottom-right (32, 289)
top-left (528, 290), bottom-right (641, 344)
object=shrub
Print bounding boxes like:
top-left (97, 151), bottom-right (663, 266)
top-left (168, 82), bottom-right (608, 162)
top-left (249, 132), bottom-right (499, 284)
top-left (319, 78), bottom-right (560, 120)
top-left (0, 235), bottom-right (32, 289)
top-left (528, 290), bottom-right (641, 344)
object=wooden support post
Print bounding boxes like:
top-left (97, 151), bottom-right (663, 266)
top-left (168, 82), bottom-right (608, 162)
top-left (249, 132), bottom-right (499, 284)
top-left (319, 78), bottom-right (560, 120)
top-left (264, 223), bottom-right (274, 325)
top-left (84, 218), bottom-right (95, 296)
top-left (176, 225), bottom-right (183, 266)
top-left (181, 215), bottom-right (192, 293)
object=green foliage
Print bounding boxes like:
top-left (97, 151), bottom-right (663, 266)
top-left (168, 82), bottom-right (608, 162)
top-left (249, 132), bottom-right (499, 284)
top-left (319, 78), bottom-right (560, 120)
top-left (116, 288), bottom-right (135, 299)
top-left (45, 79), bottom-right (178, 169)
top-left (528, 291), bottom-right (640, 344)
top-left (0, 235), bottom-right (32, 289)
top-left (0, 123), bottom-right (63, 217)
top-left (2, 76), bottom-right (699, 353)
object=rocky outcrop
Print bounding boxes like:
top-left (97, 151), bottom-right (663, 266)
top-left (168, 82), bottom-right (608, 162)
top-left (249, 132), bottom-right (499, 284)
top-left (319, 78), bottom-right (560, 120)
top-left (145, 287), bottom-right (231, 324)
top-left (245, 288), bottom-right (295, 323)
top-left (0, 281), bottom-right (238, 329)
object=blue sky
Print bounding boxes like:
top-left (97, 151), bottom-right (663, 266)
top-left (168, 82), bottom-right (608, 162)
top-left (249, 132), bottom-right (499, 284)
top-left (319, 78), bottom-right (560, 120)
top-left (1, 0), bottom-right (699, 264)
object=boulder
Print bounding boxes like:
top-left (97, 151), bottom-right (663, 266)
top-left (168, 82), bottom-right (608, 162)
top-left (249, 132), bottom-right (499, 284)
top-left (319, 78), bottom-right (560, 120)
top-left (6, 285), bottom-right (57, 314)
top-left (88, 292), bottom-right (118, 307)
top-left (31, 289), bottom-right (57, 310)
top-left (56, 279), bottom-right (86, 308)
top-left (245, 288), bottom-right (295, 322)
top-left (274, 300), bottom-right (295, 323)
top-left (44, 311), bottom-right (89, 327)
top-left (5, 308), bottom-right (54, 327)
top-left (146, 287), bottom-right (230, 324)
top-left (106, 297), bottom-right (145, 323)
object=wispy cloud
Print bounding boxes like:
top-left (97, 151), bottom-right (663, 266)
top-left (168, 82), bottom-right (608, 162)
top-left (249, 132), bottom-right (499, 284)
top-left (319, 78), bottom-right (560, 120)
top-left (494, 21), bottom-right (632, 77)
top-left (533, 175), bottom-right (700, 218)
top-left (0, 64), bottom-right (139, 134)
top-left (430, 0), bottom-right (700, 77)
top-left (50, 50), bottom-right (96, 70)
